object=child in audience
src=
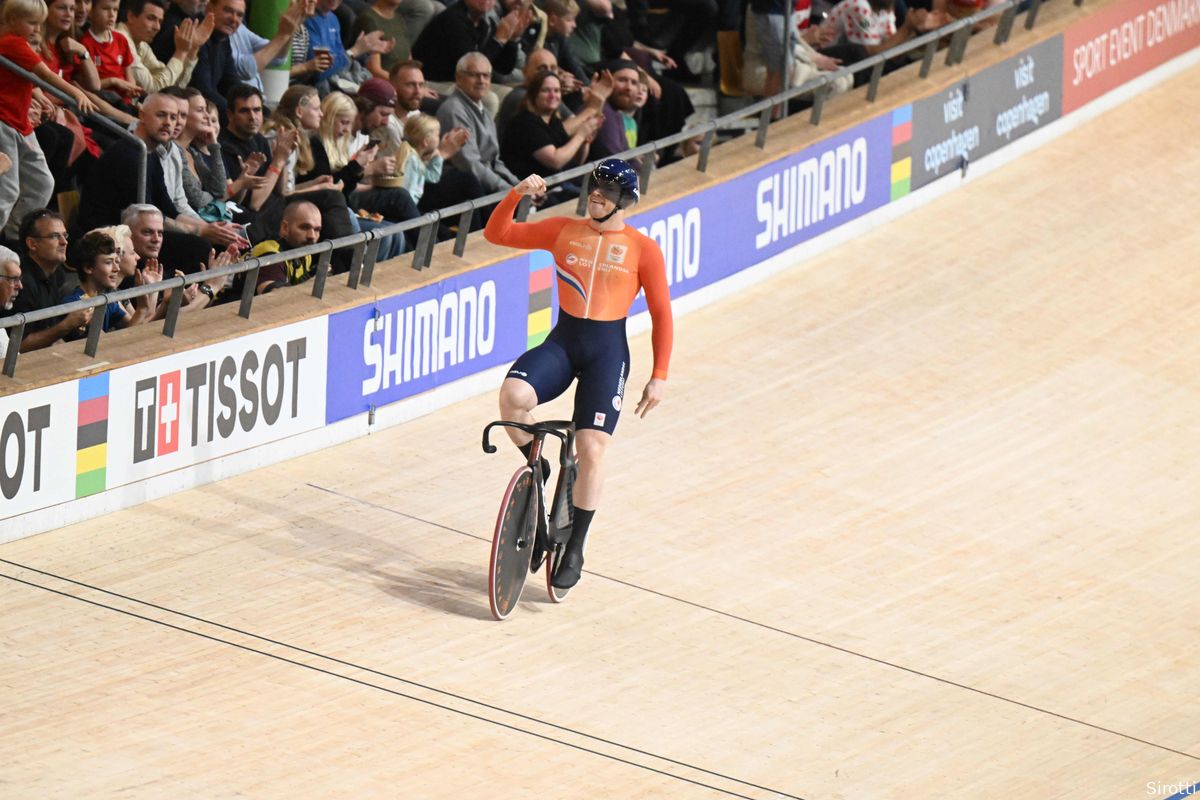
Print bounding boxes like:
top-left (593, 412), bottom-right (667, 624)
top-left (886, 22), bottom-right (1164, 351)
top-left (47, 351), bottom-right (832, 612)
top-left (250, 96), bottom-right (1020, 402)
top-left (80, 0), bottom-right (140, 104)
top-left (0, 0), bottom-right (96, 239)
top-left (62, 228), bottom-right (156, 337)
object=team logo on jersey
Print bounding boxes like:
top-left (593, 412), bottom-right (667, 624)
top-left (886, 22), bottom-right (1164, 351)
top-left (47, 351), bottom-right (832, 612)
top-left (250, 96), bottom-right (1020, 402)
top-left (565, 253), bottom-right (578, 266)
top-left (593, 412), bottom-right (606, 427)
top-left (612, 395), bottom-right (622, 411)
top-left (606, 244), bottom-right (627, 264)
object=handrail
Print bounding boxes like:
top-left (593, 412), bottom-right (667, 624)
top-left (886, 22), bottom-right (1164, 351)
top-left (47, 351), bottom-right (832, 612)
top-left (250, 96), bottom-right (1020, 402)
top-left (0, 0), bottom-right (1062, 379)
top-left (0, 54), bottom-right (147, 205)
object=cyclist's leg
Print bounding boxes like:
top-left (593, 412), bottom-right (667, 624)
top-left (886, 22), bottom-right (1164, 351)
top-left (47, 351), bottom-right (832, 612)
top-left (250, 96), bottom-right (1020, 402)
top-left (553, 337), bottom-right (629, 588)
top-left (499, 337), bottom-right (574, 448)
top-left (498, 379), bottom-right (539, 448)
top-left (568, 331), bottom-right (629, 490)
top-left (572, 429), bottom-right (610, 510)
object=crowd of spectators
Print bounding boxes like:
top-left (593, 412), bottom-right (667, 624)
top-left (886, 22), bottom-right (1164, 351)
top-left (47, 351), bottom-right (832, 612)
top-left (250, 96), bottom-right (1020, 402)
top-left (0, 0), bottom-right (987, 357)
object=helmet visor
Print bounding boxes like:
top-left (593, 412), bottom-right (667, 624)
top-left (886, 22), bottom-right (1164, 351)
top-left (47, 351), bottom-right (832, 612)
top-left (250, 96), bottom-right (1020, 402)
top-left (590, 175), bottom-right (637, 210)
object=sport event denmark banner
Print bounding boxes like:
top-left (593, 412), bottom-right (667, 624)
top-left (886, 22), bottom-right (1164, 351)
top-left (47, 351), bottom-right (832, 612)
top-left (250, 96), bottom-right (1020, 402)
top-left (1063, 0), bottom-right (1200, 112)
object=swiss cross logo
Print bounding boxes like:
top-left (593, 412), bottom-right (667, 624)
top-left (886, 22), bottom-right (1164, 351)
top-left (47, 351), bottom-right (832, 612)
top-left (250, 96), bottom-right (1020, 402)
top-left (134, 371), bottom-right (181, 463)
top-left (156, 372), bottom-right (180, 457)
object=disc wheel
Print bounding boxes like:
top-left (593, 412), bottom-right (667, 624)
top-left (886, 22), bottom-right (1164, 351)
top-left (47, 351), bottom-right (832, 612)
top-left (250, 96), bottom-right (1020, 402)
top-left (488, 467), bottom-right (536, 620)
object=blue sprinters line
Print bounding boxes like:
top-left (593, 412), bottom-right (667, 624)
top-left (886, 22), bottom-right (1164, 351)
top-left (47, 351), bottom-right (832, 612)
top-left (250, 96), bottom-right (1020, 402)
top-left (1165, 782), bottom-right (1200, 800)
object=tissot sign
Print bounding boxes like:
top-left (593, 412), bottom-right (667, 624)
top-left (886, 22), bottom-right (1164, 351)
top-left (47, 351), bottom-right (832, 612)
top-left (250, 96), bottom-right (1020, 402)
top-left (0, 382), bottom-right (77, 518)
top-left (106, 319), bottom-right (328, 484)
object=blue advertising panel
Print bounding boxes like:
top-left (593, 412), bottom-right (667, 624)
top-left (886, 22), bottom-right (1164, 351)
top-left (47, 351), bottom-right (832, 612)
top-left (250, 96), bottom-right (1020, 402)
top-left (628, 113), bottom-right (895, 314)
top-left (325, 256), bottom-right (532, 424)
top-left (327, 114), bottom-right (894, 420)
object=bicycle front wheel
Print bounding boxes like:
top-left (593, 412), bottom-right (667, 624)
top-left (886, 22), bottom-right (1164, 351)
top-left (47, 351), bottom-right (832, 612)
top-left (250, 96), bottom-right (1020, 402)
top-left (488, 466), bottom-right (537, 620)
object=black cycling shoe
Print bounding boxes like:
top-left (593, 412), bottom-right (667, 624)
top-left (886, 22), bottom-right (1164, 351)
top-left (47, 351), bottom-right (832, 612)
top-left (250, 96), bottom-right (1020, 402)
top-left (552, 548), bottom-right (584, 589)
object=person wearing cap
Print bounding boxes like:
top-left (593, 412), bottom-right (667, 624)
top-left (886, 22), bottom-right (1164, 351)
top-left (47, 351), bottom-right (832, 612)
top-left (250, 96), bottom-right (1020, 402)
top-left (483, 158), bottom-right (673, 589)
top-left (348, 78), bottom-right (422, 229)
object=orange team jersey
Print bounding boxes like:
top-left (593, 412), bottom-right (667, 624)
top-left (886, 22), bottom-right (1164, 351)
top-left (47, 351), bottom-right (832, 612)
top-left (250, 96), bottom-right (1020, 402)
top-left (485, 190), bottom-right (674, 381)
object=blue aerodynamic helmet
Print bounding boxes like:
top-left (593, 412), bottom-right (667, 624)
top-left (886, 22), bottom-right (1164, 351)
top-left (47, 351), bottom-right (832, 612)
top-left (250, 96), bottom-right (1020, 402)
top-left (591, 158), bottom-right (640, 210)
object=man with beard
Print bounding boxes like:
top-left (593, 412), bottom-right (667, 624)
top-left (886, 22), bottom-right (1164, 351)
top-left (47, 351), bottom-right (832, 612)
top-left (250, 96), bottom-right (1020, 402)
top-left (587, 59), bottom-right (641, 165)
top-left (245, 199), bottom-right (322, 294)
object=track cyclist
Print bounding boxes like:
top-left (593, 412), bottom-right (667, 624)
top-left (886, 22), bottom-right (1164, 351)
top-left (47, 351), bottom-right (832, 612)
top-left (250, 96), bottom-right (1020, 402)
top-left (484, 158), bottom-right (674, 589)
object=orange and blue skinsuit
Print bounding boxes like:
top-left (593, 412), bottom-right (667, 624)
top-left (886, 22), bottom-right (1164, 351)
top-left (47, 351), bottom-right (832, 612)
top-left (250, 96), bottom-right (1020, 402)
top-left (485, 190), bottom-right (674, 434)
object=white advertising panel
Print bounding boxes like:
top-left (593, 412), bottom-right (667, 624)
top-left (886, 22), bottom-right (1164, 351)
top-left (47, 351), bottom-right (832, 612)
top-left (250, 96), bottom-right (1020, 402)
top-left (0, 380), bottom-right (79, 519)
top-left (105, 319), bottom-right (328, 485)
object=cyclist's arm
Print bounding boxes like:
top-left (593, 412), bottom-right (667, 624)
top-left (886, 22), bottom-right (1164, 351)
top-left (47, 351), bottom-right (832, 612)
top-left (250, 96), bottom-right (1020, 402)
top-left (639, 239), bottom-right (673, 380)
top-left (484, 189), bottom-right (570, 250)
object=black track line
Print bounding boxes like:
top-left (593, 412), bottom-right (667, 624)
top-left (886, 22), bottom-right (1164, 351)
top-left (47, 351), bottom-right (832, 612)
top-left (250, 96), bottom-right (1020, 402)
top-left (305, 482), bottom-right (1200, 763)
top-left (0, 564), bottom-right (802, 800)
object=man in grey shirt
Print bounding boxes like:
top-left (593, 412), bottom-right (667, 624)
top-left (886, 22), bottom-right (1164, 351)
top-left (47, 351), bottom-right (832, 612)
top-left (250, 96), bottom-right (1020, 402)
top-left (436, 52), bottom-right (518, 195)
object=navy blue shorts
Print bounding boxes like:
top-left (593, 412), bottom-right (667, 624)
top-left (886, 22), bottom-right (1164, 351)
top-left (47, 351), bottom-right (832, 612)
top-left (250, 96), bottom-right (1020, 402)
top-left (507, 312), bottom-right (630, 435)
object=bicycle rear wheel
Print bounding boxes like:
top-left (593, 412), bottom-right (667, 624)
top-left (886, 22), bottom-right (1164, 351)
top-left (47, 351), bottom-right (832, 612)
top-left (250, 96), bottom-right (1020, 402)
top-left (488, 467), bottom-right (537, 620)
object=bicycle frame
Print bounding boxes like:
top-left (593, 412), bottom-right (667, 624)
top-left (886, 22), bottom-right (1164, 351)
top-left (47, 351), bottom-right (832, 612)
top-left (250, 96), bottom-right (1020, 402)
top-left (483, 420), bottom-right (578, 614)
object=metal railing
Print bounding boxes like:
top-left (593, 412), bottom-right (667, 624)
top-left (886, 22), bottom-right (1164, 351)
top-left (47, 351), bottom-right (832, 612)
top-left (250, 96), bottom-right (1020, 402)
top-left (0, 0), bottom-right (1075, 379)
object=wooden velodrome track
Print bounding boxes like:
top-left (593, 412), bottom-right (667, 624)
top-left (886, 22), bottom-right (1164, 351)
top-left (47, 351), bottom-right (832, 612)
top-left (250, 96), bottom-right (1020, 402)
top-left (3, 64), bottom-right (1199, 800)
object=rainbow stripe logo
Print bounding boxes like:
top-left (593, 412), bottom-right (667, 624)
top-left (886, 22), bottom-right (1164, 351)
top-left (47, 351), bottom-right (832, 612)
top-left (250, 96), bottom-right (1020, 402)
top-left (891, 105), bottom-right (913, 201)
top-left (527, 251), bottom-right (554, 348)
top-left (76, 373), bottom-right (109, 498)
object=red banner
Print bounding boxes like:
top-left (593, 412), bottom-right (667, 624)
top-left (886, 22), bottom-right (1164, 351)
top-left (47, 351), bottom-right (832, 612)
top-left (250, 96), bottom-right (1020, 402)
top-left (1063, 0), bottom-right (1200, 112)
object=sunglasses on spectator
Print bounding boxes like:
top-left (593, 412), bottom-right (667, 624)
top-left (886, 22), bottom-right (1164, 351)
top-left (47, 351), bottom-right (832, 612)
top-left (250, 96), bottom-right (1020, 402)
top-left (30, 232), bottom-right (69, 241)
